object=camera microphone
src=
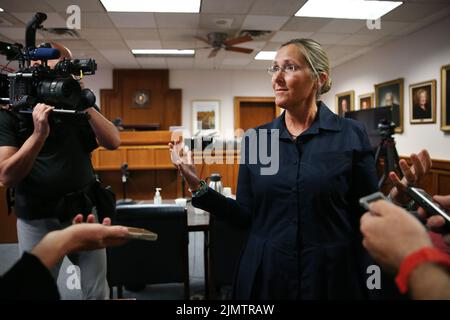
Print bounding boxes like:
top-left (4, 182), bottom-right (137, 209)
top-left (29, 47), bottom-right (60, 60)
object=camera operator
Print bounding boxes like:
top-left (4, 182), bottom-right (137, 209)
top-left (360, 197), bottom-right (450, 299)
top-left (0, 41), bottom-right (120, 299)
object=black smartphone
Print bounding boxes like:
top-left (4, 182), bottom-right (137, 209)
top-left (406, 187), bottom-right (450, 224)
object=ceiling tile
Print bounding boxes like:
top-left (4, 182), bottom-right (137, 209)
top-left (118, 28), bottom-right (160, 40)
top-left (311, 33), bottom-right (351, 45)
top-left (159, 28), bottom-right (198, 41)
top-left (339, 33), bottom-right (385, 46)
top-left (382, 2), bottom-right (450, 22)
top-left (161, 40), bottom-right (197, 49)
top-left (0, 27), bottom-right (43, 41)
top-left (81, 12), bottom-right (115, 29)
top-left (242, 15), bottom-right (290, 31)
top-left (108, 13), bottom-right (156, 29)
top-left (155, 13), bottom-right (200, 29)
top-left (79, 28), bottom-right (122, 40)
top-left (99, 49), bottom-right (139, 67)
top-left (0, 1), bottom-right (54, 12)
top-left (281, 17), bottom-right (332, 32)
top-left (44, 0), bottom-right (106, 12)
top-left (11, 12), bottom-right (66, 28)
top-left (199, 13), bottom-right (245, 30)
top-left (249, 0), bottom-right (306, 16)
top-left (319, 20), bottom-right (366, 34)
top-left (88, 39), bottom-right (128, 50)
top-left (201, 0), bottom-right (255, 14)
top-left (270, 30), bottom-right (314, 43)
top-left (0, 12), bottom-right (26, 27)
top-left (125, 40), bottom-right (162, 50)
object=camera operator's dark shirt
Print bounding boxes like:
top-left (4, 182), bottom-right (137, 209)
top-left (0, 109), bottom-right (98, 220)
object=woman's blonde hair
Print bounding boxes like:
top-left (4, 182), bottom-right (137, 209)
top-left (280, 39), bottom-right (332, 99)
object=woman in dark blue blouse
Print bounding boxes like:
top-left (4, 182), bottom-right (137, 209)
top-left (170, 39), bottom-right (431, 299)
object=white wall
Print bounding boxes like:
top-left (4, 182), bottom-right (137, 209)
top-left (322, 15), bottom-right (450, 160)
top-left (170, 69), bottom-right (273, 138)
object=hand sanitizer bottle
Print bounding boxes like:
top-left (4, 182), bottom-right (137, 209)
top-left (154, 188), bottom-right (162, 204)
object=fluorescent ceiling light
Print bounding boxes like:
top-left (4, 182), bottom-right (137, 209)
top-left (295, 0), bottom-right (402, 20)
top-left (132, 49), bottom-right (195, 57)
top-left (100, 0), bottom-right (201, 13)
top-left (255, 51), bottom-right (277, 61)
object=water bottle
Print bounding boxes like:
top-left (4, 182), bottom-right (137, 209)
top-left (208, 173), bottom-right (223, 194)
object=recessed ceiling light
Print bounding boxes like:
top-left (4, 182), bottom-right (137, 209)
top-left (0, 8), bottom-right (4, 12)
top-left (100, 0), bottom-right (201, 13)
top-left (255, 51), bottom-right (277, 61)
top-left (132, 49), bottom-right (195, 57)
top-left (295, 0), bottom-right (402, 20)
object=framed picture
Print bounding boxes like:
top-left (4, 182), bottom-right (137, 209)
top-left (442, 64), bottom-right (450, 132)
top-left (335, 90), bottom-right (355, 116)
top-left (358, 93), bottom-right (374, 110)
top-left (192, 100), bottom-right (220, 135)
top-left (409, 80), bottom-right (436, 124)
top-left (375, 78), bottom-right (404, 133)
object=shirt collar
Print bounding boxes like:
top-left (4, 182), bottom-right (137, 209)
top-left (271, 101), bottom-right (342, 140)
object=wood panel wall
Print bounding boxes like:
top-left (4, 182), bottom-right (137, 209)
top-left (100, 69), bottom-right (181, 129)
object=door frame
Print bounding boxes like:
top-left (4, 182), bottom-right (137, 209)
top-left (233, 96), bottom-right (283, 131)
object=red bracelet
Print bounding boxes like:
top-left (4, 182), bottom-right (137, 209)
top-left (396, 247), bottom-right (450, 294)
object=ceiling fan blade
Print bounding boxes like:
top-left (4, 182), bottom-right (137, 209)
top-left (223, 34), bottom-right (252, 46)
top-left (208, 48), bottom-right (220, 58)
top-left (225, 46), bottom-right (254, 54)
top-left (194, 36), bottom-right (210, 45)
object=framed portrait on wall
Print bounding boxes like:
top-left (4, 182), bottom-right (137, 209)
top-left (335, 90), bottom-right (355, 116)
top-left (375, 78), bottom-right (404, 133)
top-left (409, 80), bottom-right (436, 124)
top-left (358, 93), bottom-right (374, 110)
top-left (441, 64), bottom-right (450, 132)
top-left (192, 100), bottom-right (220, 135)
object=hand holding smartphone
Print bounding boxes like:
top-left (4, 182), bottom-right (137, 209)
top-left (405, 187), bottom-right (450, 225)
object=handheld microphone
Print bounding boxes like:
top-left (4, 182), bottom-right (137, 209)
top-left (29, 47), bottom-right (61, 61)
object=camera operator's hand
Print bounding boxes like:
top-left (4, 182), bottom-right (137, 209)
top-left (32, 103), bottom-right (54, 141)
top-left (388, 149), bottom-right (432, 205)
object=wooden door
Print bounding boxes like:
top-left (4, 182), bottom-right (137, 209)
top-left (234, 97), bottom-right (282, 132)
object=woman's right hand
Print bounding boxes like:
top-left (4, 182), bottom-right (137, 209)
top-left (169, 141), bottom-right (201, 190)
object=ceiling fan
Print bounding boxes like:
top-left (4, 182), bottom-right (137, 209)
top-left (194, 32), bottom-right (254, 58)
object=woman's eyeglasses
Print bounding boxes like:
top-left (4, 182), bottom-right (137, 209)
top-left (267, 64), bottom-right (303, 75)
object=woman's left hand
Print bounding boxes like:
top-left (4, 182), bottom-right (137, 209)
top-left (388, 149), bottom-right (432, 205)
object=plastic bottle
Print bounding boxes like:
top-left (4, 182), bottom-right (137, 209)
top-left (154, 188), bottom-right (162, 204)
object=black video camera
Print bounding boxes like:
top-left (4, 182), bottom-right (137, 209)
top-left (0, 12), bottom-right (97, 114)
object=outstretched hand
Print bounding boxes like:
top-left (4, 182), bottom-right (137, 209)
top-left (388, 149), bottom-right (432, 205)
top-left (169, 141), bottom-right (201, 190)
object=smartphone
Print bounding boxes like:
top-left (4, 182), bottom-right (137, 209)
top-left (359, 191), bottom-right (389, 211)
top-left (406, 187), bottom-right (450, 224)
top-left (126, 227), bottom-right (158, 241)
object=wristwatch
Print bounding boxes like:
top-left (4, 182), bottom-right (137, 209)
top-left (189, 180), bottom-right (208, 198)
